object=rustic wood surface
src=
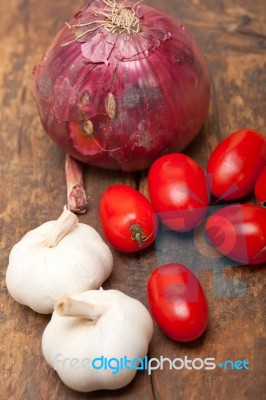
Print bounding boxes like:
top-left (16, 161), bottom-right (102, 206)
top-left (0, 0), bottom-right (265, 399)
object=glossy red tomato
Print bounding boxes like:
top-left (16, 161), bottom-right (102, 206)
top-left (207, 128), bottom-right (266, 200)
top-left (147, 263), bottom-right (208, 342)
top-left (148, 153), bottom-right (209, 232)
top-left (255, 166), bottom-right (266, 207)
top-left (99, 184), bottom-right (157, 253)
top-left (206, 204), bottom-right (266, 265)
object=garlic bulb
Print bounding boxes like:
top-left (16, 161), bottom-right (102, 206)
top-left (42, 289), bottom-right (153, 392)
top-left (6, 207), bottom-right (113, 313)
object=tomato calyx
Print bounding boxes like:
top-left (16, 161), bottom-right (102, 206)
top-left (130, 224), bottom-right (149, 247)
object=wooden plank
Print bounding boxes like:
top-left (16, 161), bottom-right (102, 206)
top-left (1, 0), bottom-right (265, 399)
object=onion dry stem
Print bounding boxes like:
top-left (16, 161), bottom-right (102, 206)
top-left (65, 154), bottom-right (88, 215)
top-left (62, 0), bottom-right (142, 46)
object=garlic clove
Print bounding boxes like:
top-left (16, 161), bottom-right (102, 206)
top-left (6, 208), bottom-right (113, 314)
top-left (42, 289), bottom-right (153, 392)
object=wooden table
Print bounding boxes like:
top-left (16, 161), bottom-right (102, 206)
top-left (1, 1), bottom-right (265, 399)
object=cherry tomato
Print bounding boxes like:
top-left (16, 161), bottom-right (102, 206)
top-left (99, 184), bottom-right (157, 253)
top-left (255, 166), bottom-right (266, 207)
top-left (207, 128), bottom-right (266, 200)
top-left (206, 204), bottom-right (266, 265)
top-left (148, 153), bottom-right (209, 232)
top-left (147, 263), bottom-right (208, 342)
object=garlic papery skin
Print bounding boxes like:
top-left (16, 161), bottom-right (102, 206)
top-left (42, 289), bottom-right (154, 392)
top-left (6, 207), bottom-right (113, 314)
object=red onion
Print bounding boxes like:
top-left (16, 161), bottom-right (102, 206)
top-left (33, 0), bottom-right (210, 173)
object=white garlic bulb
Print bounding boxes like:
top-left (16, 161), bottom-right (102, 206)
top-left (42, 289), bottom-right (153, 392)
top-left (6, 207), bottom-right (113, 313)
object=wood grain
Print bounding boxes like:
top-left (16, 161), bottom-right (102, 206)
top-left (0, 1), bottom-right (265, 399)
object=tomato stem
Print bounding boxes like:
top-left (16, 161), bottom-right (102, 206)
top-left (65, 154), bottom-right (88, 214)
top-left (253, 245), bottom-right (266, 260)
top-left (130, 223), bottom-right (149, 247)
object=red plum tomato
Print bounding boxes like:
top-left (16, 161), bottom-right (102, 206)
top-left (147, 263), bottom-right (208, 342)
top-left (255, 166), bottom-right (266, 207)
top-left (206, 204), bottom-right (266, 265)
top-left (99, 185), bottom-right (157, 253)
top-left (207, 129), bottom-right (266, 200)
top-left (148, 153), bottom-right (209, 232)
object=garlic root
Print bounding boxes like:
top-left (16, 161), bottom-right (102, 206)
top-left (55, 296), bottom-right (104, 320)
top-left (65, 154), bottom-right (88, 214)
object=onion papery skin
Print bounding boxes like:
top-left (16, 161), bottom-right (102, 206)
top-left (33, 0), bottom-right (210, 171)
